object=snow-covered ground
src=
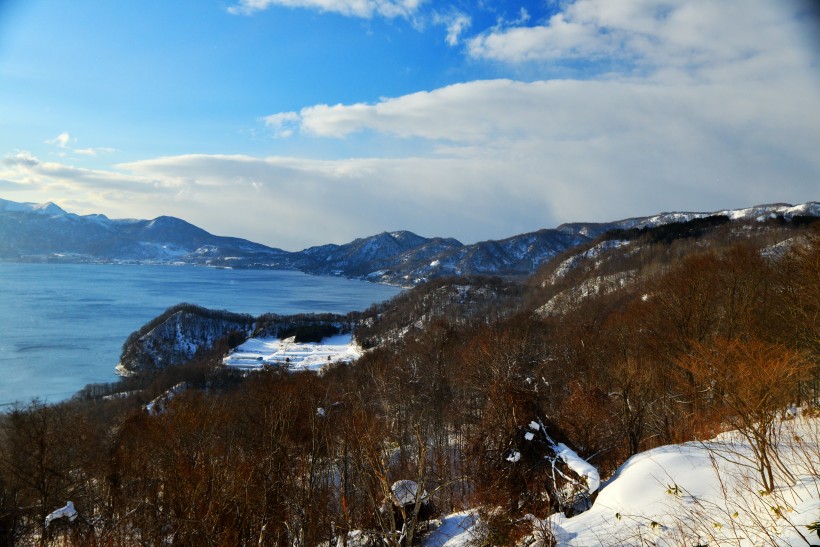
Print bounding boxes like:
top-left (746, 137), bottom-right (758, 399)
top-left (547, 415), bottom-right (820, 546)
top-left (422, 511), bottom-right (481, 547)
top-left (145, 382), bottom-right (189, 415)
top-left (223, 333), bottom-right (362, 372)
top-left (425, 416), bottom-right (819, 546)
top-left (548, 239), bottom-right (631, 282)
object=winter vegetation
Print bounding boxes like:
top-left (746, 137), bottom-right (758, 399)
top-left (0, 215), bottom-right (818, 545)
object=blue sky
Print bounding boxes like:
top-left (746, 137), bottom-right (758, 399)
top-left (1, 0), bottom-right (819, 250)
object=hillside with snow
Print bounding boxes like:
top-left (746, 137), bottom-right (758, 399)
top-left (1, 201), bottom-right (818, 546)
top-left (546, 415), bottom-right (820, 546)
top-left (422, 415), bottom-right (820, 546)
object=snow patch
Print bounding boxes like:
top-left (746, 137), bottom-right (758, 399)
top-left (224, 333), bottom-right (361, 372)
top-left (145, 382), bottom-right (189, 415)
top-left (392, 480), bottom-right (428, 506)
top-left (555, 443), bottom-right (600, 494)
top-left (549, 239), bottom-right (631, 282)
top-left (422, 511), bottom-right (480, 547)
top-left (506, 451), bottom-right (522, 463)
top-left (45, 501), bottom-right (78, 526)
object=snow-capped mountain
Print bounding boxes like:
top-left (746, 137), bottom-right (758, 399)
top-left (309, 202), bottom-right (817, 285)
top-left (290, 230), bottom-right (463, 278)
top-left (555, 202), bottom-right (820, 239)
top-left (1, 197), bottom-right (816, 286)
top-left (0, 197), bottom-right (289, 265)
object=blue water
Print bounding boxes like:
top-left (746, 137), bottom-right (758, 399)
top-left (0, 263), bottom-right (401, 406)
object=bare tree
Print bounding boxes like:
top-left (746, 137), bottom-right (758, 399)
top-left (678, 338), bottom-right (807, 493)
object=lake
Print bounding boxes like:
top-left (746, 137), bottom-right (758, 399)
top-left (0, 263), bottom-right (402, 407)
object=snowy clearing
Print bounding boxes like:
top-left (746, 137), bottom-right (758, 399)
top-left (548, 415), bottom-right (820, 546)
top-left (223, 333), bottom-right (361, 372)
top-left (422, 511), bottom-right (481, 547)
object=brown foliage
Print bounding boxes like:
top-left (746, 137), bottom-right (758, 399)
top-left (677, 337), bottom-right (807, 492)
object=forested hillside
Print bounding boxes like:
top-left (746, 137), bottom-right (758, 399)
top-left (0, 217), bottom-right (817, 546)
top-left (116, 304), bottom-right (358, 375)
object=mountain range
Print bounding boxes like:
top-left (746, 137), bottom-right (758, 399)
top-left (1, 197), bottom-right (817, 286)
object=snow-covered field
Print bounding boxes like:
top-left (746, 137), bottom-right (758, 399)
top-left (223, 333), bottom-right (362, 372)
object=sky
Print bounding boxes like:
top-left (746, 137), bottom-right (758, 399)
top-left (0, 0), bottom-right (818, 251)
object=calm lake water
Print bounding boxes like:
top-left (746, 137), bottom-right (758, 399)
top-left (0, 263), bottom-right (402, 407)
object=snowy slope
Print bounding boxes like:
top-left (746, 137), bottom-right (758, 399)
top-left (424, 417), bottom-right (820, 546)
top-left (547, 416), bottom-right (820, 546)
top-left (117, 308), bottom-right (255, 374)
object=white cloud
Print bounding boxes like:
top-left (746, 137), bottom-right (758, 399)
top-left (44, 132), bottom-right (115, 157)
top-left (2, 152), bottom-right (165, 195)
top-left (468, 13), bottom-right (609, 63)
top-left (4, 151), bottom-right (41, 168)
top-left (112, 153), bottom-right (554, 248)
top-left (74, 147), bottom-right (116, 157)
top-left (46, 132), bottom-right (73, 149)
top-left (433, 10), bottom-right (471, 46)
top-left (275, 72), bottom-right (819, 164)
top-left (466, 0), bottom-right (812, 77)
top-left (228, 0), bottom-right (423, 18)
top-left (262, 111), bottom-right (301, 138)
top-left (0, 178), bottom-right (26, 191)
top-left (296, 80), bottom-right (557, 141)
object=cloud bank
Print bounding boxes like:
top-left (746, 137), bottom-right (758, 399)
top-left (466, 0), bottom-right (812, 70)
